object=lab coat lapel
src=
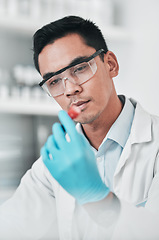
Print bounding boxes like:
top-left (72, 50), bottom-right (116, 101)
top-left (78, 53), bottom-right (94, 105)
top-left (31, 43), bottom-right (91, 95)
top-left (113, 137), bottom-right (132, 194)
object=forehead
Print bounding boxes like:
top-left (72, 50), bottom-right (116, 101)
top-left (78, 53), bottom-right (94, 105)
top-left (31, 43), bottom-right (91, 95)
top-left (38, 34), bottom-right (96, 75)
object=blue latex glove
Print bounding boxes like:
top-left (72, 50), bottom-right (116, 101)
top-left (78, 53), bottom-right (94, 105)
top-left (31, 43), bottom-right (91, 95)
top-left (41, 110), bottom-right (110, 205)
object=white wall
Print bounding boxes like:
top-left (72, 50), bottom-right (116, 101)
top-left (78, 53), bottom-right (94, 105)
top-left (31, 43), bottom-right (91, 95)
top-left (112, 0), bottom-right (159, 115)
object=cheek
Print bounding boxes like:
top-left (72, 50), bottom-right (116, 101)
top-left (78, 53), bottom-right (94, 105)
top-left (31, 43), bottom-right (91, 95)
top-left (54, 96), bottom-right (69, 111)
top-left (87, 73), bottom-right (112, 101)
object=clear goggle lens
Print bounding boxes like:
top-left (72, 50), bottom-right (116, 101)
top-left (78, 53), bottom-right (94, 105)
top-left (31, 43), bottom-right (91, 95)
top-left (42, 58), bottom-right (97, 97)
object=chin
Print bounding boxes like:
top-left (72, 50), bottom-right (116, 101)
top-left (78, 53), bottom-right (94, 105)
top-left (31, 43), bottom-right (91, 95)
top-left (78, 114), bottom-right (98, 124)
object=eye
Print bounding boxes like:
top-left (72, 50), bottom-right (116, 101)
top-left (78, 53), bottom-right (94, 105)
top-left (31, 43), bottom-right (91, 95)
top-left (47, 77), bottom-right (62, 87)
top-left (73, 63), bottom-right (88, 74)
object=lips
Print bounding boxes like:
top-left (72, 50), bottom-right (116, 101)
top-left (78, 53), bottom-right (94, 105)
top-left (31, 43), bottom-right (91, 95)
top-left (70, 100), bottom-right (90, 110)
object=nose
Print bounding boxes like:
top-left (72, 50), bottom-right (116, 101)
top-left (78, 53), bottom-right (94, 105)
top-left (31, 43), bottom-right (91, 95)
top-left (63, 78), bottom-right (83, 97)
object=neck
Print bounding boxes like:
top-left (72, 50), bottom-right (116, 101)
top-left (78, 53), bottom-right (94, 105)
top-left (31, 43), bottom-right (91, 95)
top-left (82, 95), bottom-right (123, 150)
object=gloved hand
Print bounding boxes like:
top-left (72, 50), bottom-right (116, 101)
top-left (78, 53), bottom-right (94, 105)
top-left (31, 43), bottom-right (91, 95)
top-left (41, 110), bottom-right (110, 205)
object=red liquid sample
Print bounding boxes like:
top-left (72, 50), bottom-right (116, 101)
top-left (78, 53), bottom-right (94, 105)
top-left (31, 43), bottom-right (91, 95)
top-left (68, 105), bottom-right (81, 119)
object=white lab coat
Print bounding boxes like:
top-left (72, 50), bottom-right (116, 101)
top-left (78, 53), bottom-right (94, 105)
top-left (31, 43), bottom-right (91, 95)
top-left (1, 98), bottom-right (159, 240)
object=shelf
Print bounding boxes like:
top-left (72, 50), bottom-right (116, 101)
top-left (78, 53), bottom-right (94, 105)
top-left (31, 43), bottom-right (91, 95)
top-left (0, 97), bottom-right (61, 116)
top-left (0, 15), bottom-right (132, 41)
top-left (0, 15), bottom-right (42, 37)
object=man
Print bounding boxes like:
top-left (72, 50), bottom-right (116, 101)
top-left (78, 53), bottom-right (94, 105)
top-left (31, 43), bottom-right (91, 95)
top-left (0, 15), bottom-right (159, 240)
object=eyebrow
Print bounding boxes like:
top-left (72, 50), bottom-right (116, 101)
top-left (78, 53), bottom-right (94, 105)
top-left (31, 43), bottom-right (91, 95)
top-left (42, 55), bottom-right (90, 81)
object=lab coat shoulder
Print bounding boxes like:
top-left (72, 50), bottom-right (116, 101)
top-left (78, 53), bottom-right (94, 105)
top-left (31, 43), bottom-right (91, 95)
top-left (130, 98), bottom-right (159, 145)
top-left (0, 157), bottom-right (59, 240)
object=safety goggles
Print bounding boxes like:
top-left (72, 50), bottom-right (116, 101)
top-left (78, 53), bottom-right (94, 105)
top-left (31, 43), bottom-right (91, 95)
top-left (39, 49), bottom-right (106, 97)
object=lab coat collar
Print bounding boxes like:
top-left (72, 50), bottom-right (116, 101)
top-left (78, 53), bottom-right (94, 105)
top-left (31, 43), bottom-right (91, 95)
top-left (106, 96), bottom-right (135, 148)
top-left (129, 98), bottom-right (152, 144)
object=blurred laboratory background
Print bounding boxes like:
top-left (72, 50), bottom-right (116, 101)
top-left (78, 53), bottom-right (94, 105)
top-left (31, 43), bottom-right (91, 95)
top-left (0, 0), bottom-right (159, 203)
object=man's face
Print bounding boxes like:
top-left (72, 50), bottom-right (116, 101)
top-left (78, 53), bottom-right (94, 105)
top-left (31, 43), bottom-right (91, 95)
top-left (38, 34), bottom-right (118, 124)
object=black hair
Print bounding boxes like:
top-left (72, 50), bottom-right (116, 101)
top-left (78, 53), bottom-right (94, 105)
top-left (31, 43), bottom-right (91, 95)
top-left (33, 15), bottom-right (108, 73)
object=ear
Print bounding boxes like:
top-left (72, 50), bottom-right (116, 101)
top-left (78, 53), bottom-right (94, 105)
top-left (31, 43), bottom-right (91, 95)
top-left (104, 51), bottom-right (119, 78)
